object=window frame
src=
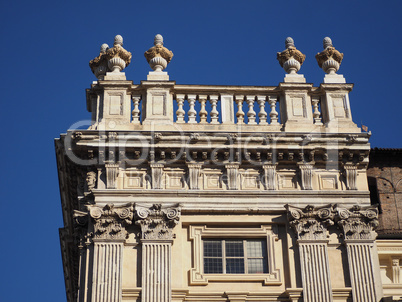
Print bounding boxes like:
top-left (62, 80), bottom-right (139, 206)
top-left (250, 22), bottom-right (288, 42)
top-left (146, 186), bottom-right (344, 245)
top-left (189, 225), bottom-right (282, 285)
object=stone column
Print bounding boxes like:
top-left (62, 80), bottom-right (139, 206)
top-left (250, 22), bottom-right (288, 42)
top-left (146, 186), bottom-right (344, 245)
top-left (286, 205), bottom-right (335, 302)
top-left (336, 205), bottom-right (382, 302)
top-left (135, 204), bottom-right (181, 302)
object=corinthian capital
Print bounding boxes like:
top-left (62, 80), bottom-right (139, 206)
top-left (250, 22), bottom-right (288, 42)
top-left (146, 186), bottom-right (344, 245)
top-left (135, 204), bottom-right (181, 240)
top-left (286, 204), bottom-right (335, 240)
top-left (336, 205), bottom-right (378, 240)
top-left (88, 203), bottom-right (134, 240)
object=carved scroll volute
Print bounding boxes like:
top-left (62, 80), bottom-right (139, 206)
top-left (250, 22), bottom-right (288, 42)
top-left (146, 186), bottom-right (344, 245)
top-left (286, 205), bottom-right (335, 241)
top-left (336, 205), bottom-right (379, 240)
top-left (135, 204), bottom-right (181, 241)
top-left (88, 203), bottom-right (134, 240)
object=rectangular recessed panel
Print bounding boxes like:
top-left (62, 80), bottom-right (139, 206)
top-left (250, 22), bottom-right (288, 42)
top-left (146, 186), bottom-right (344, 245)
top-left (333, 97), bottom-right (345, 117)
top-left (109, 95), bottom-right (121, 115)
top-left (152, 95), bottom-right (164, 115)
top-left (292, 97), bottom-right (304, 116)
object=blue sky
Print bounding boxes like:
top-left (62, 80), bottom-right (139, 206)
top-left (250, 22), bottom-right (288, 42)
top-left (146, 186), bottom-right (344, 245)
top-left (1, 0), bottom-right (401, 301)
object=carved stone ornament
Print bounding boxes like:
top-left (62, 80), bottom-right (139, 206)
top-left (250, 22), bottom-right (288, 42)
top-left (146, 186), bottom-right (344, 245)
top-left (85, 171), bottom-right (97, 193)
top-left (336, 205), bottom-right (379, 240)
top-left (286, 204), bottom-right (335, 240)
top-left (89, 43), bottom-right (109, 78)
top-left (344, 164), bottom-right (357, 190)
top-left (299, 164), bottom-right (313, 190)
top-left (263, 164), bottom-right (276, 190)
top-left (144, 34), bottom-right (174, 71)
top-left (225, 164), bottom-right (239, 190)
top-left (89, 35), bottom-right (132, 77)
top-left (277, 37), bottom-right (306, 74)
top-left (88, 203), bottom-right (134, 240)
top-left (315, 37), bottom-right (344, 74)
top-left (135, 204), bottom-right (181, 240)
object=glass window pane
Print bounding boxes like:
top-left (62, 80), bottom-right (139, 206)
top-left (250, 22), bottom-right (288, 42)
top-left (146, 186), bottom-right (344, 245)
top-left (225, 240), bottom-right (244, 257)
top-left (247, 240), bottom-right (266, 257)
top-left (204, 240), bottom-right (222, 257)
top-left (226, 258), bottom-right (245, 274)
top-left (204, 258), bottom-right (223, 274)
top-left (247, 258), bottom-right (268, 274)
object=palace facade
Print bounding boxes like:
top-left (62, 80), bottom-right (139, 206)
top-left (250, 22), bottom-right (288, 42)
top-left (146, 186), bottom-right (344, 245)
top-left (56, 35), bottom-right (402, 301)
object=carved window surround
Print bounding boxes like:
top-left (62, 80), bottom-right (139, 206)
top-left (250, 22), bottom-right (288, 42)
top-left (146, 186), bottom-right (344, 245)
top-left (189, 225), bottom-right (281, 285)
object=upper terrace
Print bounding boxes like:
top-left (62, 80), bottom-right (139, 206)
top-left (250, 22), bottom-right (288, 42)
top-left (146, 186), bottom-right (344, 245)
top-left (86, 34), bottom-right (363, 135)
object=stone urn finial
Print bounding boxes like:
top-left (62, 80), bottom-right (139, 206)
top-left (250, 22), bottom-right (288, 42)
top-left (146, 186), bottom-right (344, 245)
top-left (144, 34), bottom-right (174, 72)
top-left (89, 43), bottom-right (110, 79)
top-left (277, 37), bottom-right (306, 74)
top-left (89, 35), bottom-right (132, 78)
top-left (105, 35), bottom-right (132, 73)
top-left (316, 37), bottom-right (344, 74)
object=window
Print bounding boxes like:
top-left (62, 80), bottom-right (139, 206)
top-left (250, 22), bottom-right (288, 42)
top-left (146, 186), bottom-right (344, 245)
top-left (203, 239), bottom-right (268, 274)
top-left (189, 225), bottom-right (281, 285)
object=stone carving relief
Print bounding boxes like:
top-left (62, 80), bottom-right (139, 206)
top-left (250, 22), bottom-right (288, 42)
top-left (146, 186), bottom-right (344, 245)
top-left (336, 205), bottom-right (379, 240)
top-left (89, 204), bottom-right (134, 240)
top-left (85, 171), bottom-right (97, 193)
top-left (286, 205), bottom-right (335, 240)
top-left (299, 164), bottom-right (313, 190)
top-left (262, 164), bottom-right (276, 190)
top-left (135, 204), bottom-right (181, 240)
top-left (105, 163), bottom-right (119, 189)
top-left (187, 163), bottom-right (202, 190)
top-left (225, 164), bottom-right (239, 190)
top-left (151, 163), bottom-right (164, 189)
top-left (344, 164), bottom-right (357, 190)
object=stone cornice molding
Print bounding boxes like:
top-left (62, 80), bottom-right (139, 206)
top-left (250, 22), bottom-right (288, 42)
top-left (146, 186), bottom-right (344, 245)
top-left (336, 205), bottom-right (378, 240)
top-left (286, 204), bottom-right (335, 240)
top-left (135, 203), bottom-right (181, 240)
top-left (88, 203), bottom-right (134, 240)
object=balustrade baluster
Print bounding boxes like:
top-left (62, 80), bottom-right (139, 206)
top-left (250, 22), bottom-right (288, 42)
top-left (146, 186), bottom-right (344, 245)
top-left (188, 94), bottom-right (197, 123)
top-left (257, 96), bottom-right (268, 125)
top-left (131, 95), bottom-right (141, 124)
top-left (246, 96), bottom-right (256, 125)
top-left (311, 97), bottom-right (323, 125)
top-left (235, 95), bottom-right (245, 124)
top-left (210, 95), bottom-right (219, 124)
top-left (176, 94), bottom-right (185, 123)
top-left (199, 95), bottom-right (208, 123)
top-left (268, 96), bottom-right (279, 125)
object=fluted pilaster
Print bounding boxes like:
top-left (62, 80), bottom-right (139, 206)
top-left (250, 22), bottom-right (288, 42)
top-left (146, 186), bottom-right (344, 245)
top-left (286, 205), bottom-right (335, 302)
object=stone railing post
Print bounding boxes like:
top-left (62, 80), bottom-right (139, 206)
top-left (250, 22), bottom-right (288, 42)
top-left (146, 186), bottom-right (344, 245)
top-left (135, 204), bottom-right (181, 302)
top-left (286, 205), bottom-right (335, 302)
top-left (336, 205), bottom-right (382, 302)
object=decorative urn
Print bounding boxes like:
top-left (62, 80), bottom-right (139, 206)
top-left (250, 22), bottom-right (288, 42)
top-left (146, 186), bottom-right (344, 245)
top-left (277, 37), bottom-right (306, 74)
top-left (144, 34), bottom-right (174, 72)
top-left (315, 37), bottom-right (344, 74)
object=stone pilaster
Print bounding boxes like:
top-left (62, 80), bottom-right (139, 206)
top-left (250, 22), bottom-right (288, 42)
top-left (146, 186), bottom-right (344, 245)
top-left (336, 205), bottom-right (382, 302)
top-left (286, 205), bottom-right (335, 302)
top-left (135, 204), bottom-right (181, 302)
top-left (74, 204), bottom-right (134, 302)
